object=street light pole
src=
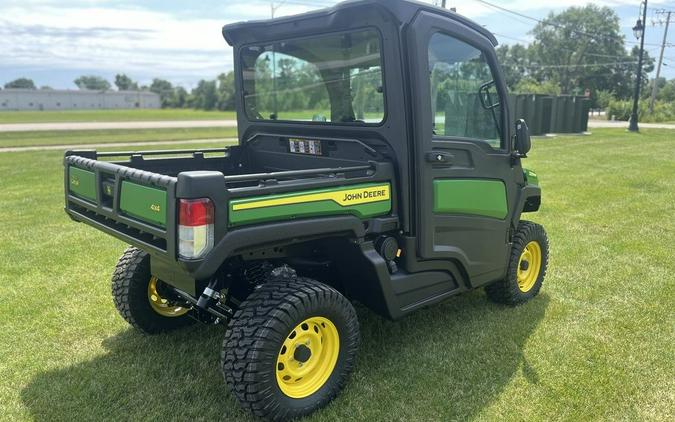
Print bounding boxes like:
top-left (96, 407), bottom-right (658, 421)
top-left (628, 0), bottom-right (648, 132)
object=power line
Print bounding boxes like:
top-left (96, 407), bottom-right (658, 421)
top-left (521, 61), bottom-right (638, 69)
top-left (491, 32), bottom-right (532, 44)
top-left (268, 0), bottom-right (333, 18)
top-left (492, 32), bottom-right (638, 59)
top-left (469, 0), bottom-right (668, 48)
top-left (266, 0), bottom-right (332, 8)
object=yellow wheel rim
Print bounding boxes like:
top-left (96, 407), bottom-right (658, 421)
top-left (147, 276), bottom-right (189, 317)
top-left (517, 241), bottom-right (542, 293)
top-left (276, 316), bottom-right (340, 399)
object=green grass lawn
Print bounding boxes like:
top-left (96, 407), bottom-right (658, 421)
top-left (0, 129), bottom-right (673, 421)
top-left (0, 109), bottom-right (236, 124)
top-left (0, 127), bottom-right (238, 148)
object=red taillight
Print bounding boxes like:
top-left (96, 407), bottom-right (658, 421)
top-left (179, 198), bottom-right (214, 227)
top-left (178, 198), bottom-right (214, 259)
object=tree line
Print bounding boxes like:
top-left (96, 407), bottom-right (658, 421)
top-left (3, 4), bottom-right (674, 117)
top-left (2, 73), bottom-right (237, 111)
top-left (495, 5), bottom-right (658, 106)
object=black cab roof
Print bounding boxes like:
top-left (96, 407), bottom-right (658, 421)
top-left (222, 0), bottom-right (497, 46)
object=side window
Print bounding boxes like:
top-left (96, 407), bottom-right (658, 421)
top-left (428, 33), bottom-right (503, 149)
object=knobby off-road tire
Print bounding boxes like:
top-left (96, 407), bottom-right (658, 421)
top-left (486, 221), bottom-right (549, 305)
top-left (222, 278), bottom-right (360, 421)
top-left (111, 246), bottom-right (194, 334)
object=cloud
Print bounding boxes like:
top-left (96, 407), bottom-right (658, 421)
top-left (455, 0), bottom-right (674, 19)
top-left (0, 1), bottom-right (331, 87)
top-left (1, 0), bottom-right (671, 87)
top-left (0, 3), bottom-right (241, 87)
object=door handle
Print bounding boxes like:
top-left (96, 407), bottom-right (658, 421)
top-left (426, 151), bottom-right (454, 164)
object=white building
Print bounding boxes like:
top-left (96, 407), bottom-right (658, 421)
top-left (0, 89), bottom-right (161, 111)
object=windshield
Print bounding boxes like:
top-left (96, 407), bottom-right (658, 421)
top-left (241, 29), bottom-right (385, 124)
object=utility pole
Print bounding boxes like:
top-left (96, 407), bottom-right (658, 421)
top-left (441, 0), bottom-right (447, 7)
top-left (270, 0), bottom-right (288, 18)
top-left (628, 0), bottom-right (648, 132)
top-left (649, 10), bottom-right (672, 113)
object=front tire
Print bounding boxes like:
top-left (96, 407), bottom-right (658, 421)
top-left (222, 278), bottom-right (359, 421)
top-left (486, 221), bottom-right (549, 305)
top-left (111, 246), bottom-right (194, 334)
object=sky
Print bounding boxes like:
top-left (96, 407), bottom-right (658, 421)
top-left (1, 0), bottom-right (674, 89)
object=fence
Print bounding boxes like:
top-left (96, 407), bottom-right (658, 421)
top-left (507, 94), bottom-right (590, 135)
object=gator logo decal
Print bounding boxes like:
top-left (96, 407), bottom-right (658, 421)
top-left (232, 184), bottom-right (391, 211)
top-left (70, 176), bottom-right (80, 187)
top-left (150, 204), bottom-right (161, 213)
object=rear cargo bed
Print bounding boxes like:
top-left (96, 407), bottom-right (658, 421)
top-left (65, 145), bottom-right (395, 264)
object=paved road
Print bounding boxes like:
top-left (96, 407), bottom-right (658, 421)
top-left (587, 120), bottom-right (675, 129)
top-left (3, 118), bottom-right (672, 132)
top-left (0, 120), bottom-right (237, 132)
top-left (0, 138), bottom-right (237, 153)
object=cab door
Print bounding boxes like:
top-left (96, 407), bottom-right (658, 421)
top-left (407, 12), bottom-right (521, 286)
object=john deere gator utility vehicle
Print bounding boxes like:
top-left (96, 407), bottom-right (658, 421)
top-left (63, 0), bottom-right (548, 419)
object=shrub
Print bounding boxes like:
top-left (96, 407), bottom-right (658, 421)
top-left (595, 90), bottom-right (614, 109)
top-left (606, 99), bottom-right (675, 123)
top-left (513, 78), bottom-right (561, 96)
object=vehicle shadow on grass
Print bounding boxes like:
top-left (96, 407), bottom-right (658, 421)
top-left (21, 291), bottom-right (548, 421)
top-left (331, 291), bottom-right (550, 420)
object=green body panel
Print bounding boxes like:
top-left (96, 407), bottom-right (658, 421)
top-left (229, 183), bottom-right (391, 226)
top-left (433, 179), bottom-right (508, 219)
top-left (523, 168), bottom-right (539, 185)
top-left (68, 167), bottom-right (96, 202)
top-left (119, 181), bottom-right (167, 227)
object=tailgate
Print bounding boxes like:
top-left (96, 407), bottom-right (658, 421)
top-left (64, 153), bottom-right (177, 256)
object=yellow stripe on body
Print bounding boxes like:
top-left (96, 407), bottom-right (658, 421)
top-left (232, 184), bottom-right (390, 211)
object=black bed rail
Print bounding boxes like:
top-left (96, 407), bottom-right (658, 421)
top-left (65, 155), bottom-right (177, 188)
top-left (64, 149), bottom-right (393, 262)
top-left (95, 147), bottom-right (231, 159)
top-left (222, 163), bottom-right (374, 185)
top-left (64, 153), bottom-right (179, 256)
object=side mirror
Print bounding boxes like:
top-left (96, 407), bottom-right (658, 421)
top-left (514, 119), bottom-right (531, 157)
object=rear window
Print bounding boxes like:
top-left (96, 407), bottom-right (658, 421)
top-left (241, 29), bottom-right (385, 124)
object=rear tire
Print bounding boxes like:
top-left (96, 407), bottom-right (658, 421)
top-left (486, 221), bottom-right (549, 305)
top-left (111, 246), bottom-right (194, 334)
top-left (222, 278), bottom-right (360, 421)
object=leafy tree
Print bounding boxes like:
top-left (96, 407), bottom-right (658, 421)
top-left (217, 71), bottom-right (236, 110)
top-left (190, 80), bottom-right (218, 110)
top-left (529, 5), bottom-right (633, 96)
top-left (149, 78), bottom-right (175, 108)
top-left (513, 77), bottom-right (560, 95)
top-left (171, 86), bottom-right (189, 108)
top-left (74, 75), bottom-right (111, 90)
top-left (114, 74), bottom-right (139, 91)
top-left (496, 44), bottom-right (531, 90)
top-left (40, 85), bottom-right (53, 90)
top-left (4, 78), bottom-right (36, 89)
top-left (656, 79), bottom-right (675, 103)
top-left (609, 46), bottom-right (654, 101)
